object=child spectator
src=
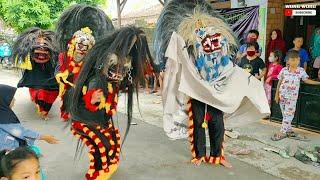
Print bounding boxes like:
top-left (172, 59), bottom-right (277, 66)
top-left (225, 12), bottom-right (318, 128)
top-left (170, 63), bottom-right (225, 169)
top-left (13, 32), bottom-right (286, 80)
top-left (272, 50), bottom-right (320, 141)
top-left (264, 50), bottom-right (283, 105)
top-left (239, 42), bottom-right (266, 80)
top-left (144, 61), bottom-right (154, 93)
top-left (285, 35), bottom-right (310, 70)
top-left (236, 29), bottom-right (262, 63)
top-left (0, 147), bottom-right (41, 180)
top-left (0, 84), bottom-right (59, 151)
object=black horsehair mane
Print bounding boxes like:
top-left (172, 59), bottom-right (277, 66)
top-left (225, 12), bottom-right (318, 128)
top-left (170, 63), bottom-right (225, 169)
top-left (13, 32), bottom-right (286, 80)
top-left (13, 27), bottom-right (58, 68)
top-left (153, 0), bottom-right (238, 69)
top-left (72, 26), bottom-right (154, 145)
top-left (55, 4), bottom-right (114, 53)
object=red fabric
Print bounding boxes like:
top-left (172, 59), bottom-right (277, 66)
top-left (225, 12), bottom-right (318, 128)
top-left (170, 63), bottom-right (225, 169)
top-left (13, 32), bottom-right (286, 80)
top-left (204, 112), bottom-right (211, 121)
top-left (61, 111), bottom-right (70, 121)
top-left (144, 62), bottom-right (154, 76)
top-left (72, 121), bottom-right (83, 130)
top-left (58, 52), bottom-right (81, 82)
top-left (83, 89), bottom-right (99, 112)
top-left (29, 88), bottom-right (59, 103)
top-left (29, 88), bottom-right (37, 102)
top-left (58, 53), bottom-right (67, 72)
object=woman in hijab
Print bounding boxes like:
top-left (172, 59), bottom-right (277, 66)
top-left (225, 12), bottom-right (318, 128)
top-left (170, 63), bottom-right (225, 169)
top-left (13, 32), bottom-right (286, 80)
top-left (267, 29), bottom-right (286, 66)
top-left (310, 27), bottom-right (320, 79)
top-left (0, 84), bottom-right (59, 151)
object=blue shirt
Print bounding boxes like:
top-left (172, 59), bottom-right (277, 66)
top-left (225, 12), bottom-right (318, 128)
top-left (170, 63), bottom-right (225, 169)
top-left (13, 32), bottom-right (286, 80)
top-left (0, 44), bottom-right (11, 57)
top-left (0, 123), bottom-right (40, 151)
top-left (285, 48), bottom-right (310, 67)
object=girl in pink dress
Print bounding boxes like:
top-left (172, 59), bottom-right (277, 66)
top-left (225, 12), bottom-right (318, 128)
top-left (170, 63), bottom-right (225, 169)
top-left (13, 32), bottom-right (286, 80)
top-left (264, 50), bottom-right (283, 105)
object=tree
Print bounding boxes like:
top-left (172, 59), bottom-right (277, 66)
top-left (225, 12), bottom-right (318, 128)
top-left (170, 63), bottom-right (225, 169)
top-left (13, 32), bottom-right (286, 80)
top-left (3, 0), bottom-right (52, 32)
top-left (75, 0), bottom-right (105, 6)
top-left (43, 0), bottom-right (71, 21)
top-left (0, 0), bottom-right (106, 32)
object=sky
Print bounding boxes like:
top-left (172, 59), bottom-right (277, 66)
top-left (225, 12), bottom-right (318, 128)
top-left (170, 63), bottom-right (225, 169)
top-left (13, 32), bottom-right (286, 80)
top-left (104, 0), bottom-right (161, 19)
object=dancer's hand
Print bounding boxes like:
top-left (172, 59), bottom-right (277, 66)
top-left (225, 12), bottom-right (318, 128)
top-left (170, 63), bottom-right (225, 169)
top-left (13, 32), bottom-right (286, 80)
top-left (91, 89), bottom-right (103, 104)
top-left (39, 135), bottom-right (59, 144)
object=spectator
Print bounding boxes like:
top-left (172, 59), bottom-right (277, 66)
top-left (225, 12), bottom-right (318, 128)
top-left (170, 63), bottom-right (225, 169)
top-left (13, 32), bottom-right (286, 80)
top-left (144, 62), bottom-right (153, 93)
top-left (267, 29), bottom-right (286, 66)
top-left (315, 69), bottom-right (320, 81)
top-left (0, 84), bottom-right (59, 151)
top-left (143, 60), bottom-right (159, 94)
top-left (239, 42), bottom-right (266, 80)
top-left (285, 35), bottom-right (310, 70)
top-left (0, 41), bottom-right (4, 64)
top-left (309, 27), bottom-right (320, 60)
top-left (272, 50), bottom-right (320, 141)
top-left (310, 27), bottom-right (320, 79)
top-left (236, 29), bottom-right (262, 64)
top-left (0, 146), bottom-right (45, 180)
top-left (313, 56), bottom-right (320, 79)
top-left (264, 49), bottom-right (283, 105)
top-left (1, 43), bottom-right (12, 69)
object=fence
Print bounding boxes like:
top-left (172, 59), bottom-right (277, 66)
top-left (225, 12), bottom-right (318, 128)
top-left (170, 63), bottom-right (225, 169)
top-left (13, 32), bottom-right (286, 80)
top-left (270, 80), bottom-right (320, 132)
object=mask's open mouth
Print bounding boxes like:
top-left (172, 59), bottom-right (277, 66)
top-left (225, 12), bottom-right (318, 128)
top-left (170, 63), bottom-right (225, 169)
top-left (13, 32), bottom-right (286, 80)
top-left (76, 43), bottom-right (88, 55)
top-left (107, 71), bottom-right (123, 82)
top-left (201, 33), bottom-right (222, 53)
top-left (33, 48), bottom-right (50, 63)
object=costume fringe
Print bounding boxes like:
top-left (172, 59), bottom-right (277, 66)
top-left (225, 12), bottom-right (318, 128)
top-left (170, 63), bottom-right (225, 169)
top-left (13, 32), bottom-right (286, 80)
top-left (187, 99), bottom-right (225, 164)
top-left (29, 88), bottom-right (58, 116)
top-left (187, 99), bottom-right (197, 160)
top-left (71, 121), bottom-right (121, 180)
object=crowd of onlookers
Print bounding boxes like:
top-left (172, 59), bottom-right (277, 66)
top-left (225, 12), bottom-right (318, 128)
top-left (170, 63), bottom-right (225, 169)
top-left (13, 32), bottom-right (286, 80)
top-left (140, 27), bottom-right (320, 141)
top-left (1, 27), bottom-right (320, 179)
top-left (235, 27), bottom-right (320, 141)
top-left (0, 40), bottom-right (13, 69)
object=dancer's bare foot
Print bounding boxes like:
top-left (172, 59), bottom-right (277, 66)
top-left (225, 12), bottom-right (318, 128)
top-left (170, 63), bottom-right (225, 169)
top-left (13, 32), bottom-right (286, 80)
top-left (220, 159), bottom-right (232, 168)
top-left (41, 115), bottom-right (49, 121)
top-left (191, 157), bottom-right (205, 166)
top-left (40, 112), bottom-right (49, 121)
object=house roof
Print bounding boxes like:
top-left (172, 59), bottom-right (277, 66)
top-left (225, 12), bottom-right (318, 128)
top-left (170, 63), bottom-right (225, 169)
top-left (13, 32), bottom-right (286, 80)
top-left (121, 4), bottom-right (163, 19)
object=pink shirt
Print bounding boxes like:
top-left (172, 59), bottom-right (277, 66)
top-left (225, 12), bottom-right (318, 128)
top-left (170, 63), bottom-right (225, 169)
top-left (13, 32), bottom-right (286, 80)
top-left (266, 63), bottom-right (282, 85)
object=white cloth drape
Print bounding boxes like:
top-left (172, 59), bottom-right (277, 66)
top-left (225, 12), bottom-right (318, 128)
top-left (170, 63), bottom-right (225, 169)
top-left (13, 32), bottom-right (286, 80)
top-left (162, 32), bottom-right (270, 132)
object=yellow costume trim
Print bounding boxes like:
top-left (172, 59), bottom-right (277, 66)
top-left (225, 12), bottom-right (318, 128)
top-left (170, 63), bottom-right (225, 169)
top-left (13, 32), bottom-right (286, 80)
top-left (98, 95), bottom-right (106, 110)
top-left (18, 53), bottom-right (33, 70)
top-left (96, 164), bottom-right (118, 180)
top-left (55, 70), bottom-right (74, 97)
top-left (82, 86), bottom-right (88, 95)
top-left (202, 121), bottom-right (208, 129)
top-left (108, 83), bottom-right (113, 93)
top-left (81, 27), bottom-right (92, 34)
